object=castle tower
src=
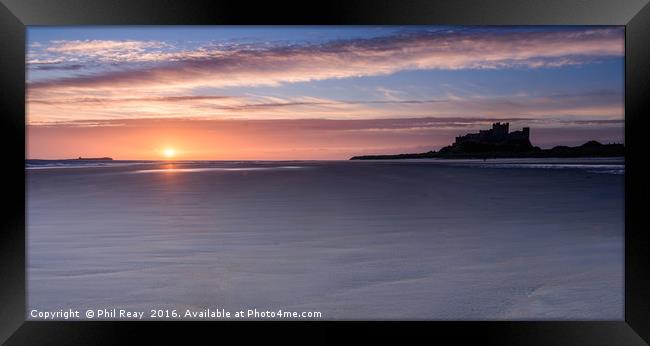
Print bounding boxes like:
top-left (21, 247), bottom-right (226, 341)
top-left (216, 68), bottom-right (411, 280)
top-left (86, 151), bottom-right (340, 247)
top-left (491, 122), bottom-right (509, 136)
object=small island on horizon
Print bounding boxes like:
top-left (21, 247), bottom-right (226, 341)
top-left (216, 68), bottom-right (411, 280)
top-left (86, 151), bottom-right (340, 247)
top-left (350, 122), bottom-right (624, 160)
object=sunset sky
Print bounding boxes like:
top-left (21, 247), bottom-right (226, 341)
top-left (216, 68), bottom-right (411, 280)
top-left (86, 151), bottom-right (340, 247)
top-left (27, 26), bottom-right (624, 160)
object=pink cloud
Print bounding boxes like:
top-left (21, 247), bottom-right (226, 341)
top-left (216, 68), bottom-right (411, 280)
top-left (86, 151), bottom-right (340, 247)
top-left (26, 91), bottom-right (623, 124)
top-left (26, 28), bottom-right (624, 125)
top-left (28, 28), bottom-right (623, 92)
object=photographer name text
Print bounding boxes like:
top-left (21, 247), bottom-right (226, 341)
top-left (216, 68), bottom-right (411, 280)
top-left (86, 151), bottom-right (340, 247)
top-left (29, 308), bottom-right (322, 320)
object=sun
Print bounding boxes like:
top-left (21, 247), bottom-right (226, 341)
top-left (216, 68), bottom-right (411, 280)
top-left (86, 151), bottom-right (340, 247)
top-left (162, 148), bottom-right (176, 159)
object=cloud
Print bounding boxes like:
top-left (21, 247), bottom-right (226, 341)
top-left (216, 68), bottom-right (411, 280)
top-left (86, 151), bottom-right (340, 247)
top-left (26, 27), bottom-right (624, 126)
top-left (26, 88), bottom-right (623, 125)
top-left (31, 64), bottom-right (85, 71)
top-left (28, 94), bottom-right (233, 105)
top-left (29, 114), bottom-right (622, 132)
top-left (28, 39), bottom-right (204, 71)
top-left (47, 39), bottom-right (166, 52)
top-left (43, 40), bottom-right (171, 63)
top-left (28, 27), bottom-right (623, 94)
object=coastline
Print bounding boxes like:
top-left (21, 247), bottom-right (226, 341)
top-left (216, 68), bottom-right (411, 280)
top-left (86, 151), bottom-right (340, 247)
top-left (350, 141), bottom-right (624, 160)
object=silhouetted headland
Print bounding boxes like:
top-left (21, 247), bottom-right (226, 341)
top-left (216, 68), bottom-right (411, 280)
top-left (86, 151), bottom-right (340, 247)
top-left (350, 122), bottom-right (624, 160)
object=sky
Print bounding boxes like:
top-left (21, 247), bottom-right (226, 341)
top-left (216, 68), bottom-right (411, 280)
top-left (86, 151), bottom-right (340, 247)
top-left (26, 26), bottom-right (625, 160)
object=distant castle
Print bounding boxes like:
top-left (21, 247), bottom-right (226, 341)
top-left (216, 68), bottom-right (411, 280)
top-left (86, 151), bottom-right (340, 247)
top-left (454, 122), bottom-right (530, 146)
top-left (349, 121), bottom-right (624, 159)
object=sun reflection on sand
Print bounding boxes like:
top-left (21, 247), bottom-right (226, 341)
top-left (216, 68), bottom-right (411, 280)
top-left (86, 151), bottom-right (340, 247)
top-left (132, 166), bottom-right (304, 174)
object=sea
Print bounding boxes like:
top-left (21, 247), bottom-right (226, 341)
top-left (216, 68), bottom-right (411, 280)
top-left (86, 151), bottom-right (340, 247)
top-left (26, 157), bottom-right (624, 320)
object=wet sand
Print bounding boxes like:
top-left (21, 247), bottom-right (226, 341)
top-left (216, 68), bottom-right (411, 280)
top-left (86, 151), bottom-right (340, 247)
top-left (27, 160), bottom-right (624, 320)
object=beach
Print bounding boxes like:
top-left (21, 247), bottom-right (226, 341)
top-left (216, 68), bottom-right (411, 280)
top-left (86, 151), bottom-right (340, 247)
top-left (26, 159), bottom-right (624, 320)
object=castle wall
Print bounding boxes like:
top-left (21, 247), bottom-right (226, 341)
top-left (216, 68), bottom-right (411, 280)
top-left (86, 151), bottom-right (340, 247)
top-left (454, 123), bottom-right (530, 145)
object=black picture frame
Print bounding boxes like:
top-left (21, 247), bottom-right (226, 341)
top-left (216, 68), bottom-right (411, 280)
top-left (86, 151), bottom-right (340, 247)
top-left (1, 0), bottom-right (648, 344)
